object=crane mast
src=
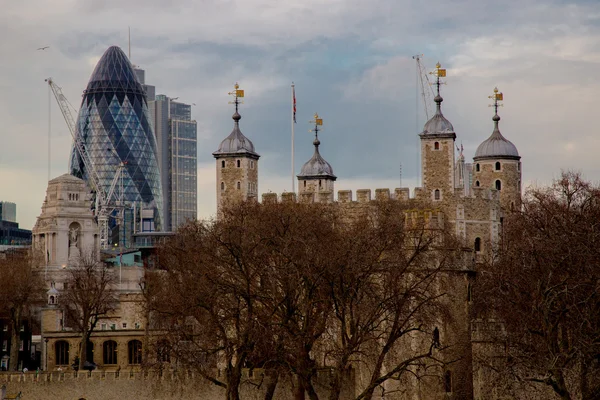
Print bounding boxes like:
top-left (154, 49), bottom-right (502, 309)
top-left (46, 77), bottom-right (125, 250)
top-left (412, 55), bottom-right (435, 121)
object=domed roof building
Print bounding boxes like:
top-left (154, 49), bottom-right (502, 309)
top-left (421, 95), bottom-right (456, 137)
top-left (297, 113), bottom-right (336, 202)
top-left (213, 111), bottom-right (259, 158)
top-left (297, 136), bottom-right (336, 180)
top-left (474, 115), bottom-right (520, 161)
top-left (69, 45), bottom-right (163, 232)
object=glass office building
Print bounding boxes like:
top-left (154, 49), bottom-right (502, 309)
top-left (152, 95), bottom-right (197, 231)
top-left (70, 46), bottom-right (164, 237)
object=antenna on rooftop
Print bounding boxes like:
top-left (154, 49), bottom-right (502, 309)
top-left (128, 27), bottom-right (131, 60)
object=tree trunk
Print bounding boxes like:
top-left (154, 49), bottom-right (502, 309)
top-left (78, 330), bottom-right (89, 371)
top-left (9, 308), bottom-right (21, 372)
top-left (328, 368), bottom-right (343, 400)
top-left (263, 369), bottom-right (279, 400)
top-left (225, 360), bottom-right (244, 400)
top-left (294, 374), bottom-right (306, 400)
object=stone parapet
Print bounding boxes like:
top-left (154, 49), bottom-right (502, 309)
top-left (356, 189), bottom-right (371, 203)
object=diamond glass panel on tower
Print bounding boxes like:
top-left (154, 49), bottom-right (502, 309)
top-left (70, 46), bottom-right (164, 239)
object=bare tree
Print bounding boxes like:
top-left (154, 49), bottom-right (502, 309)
top-left (477, 171), bottom-right (600, 399)
top-left (0, 249), bottom-right (45, 371)
top-left (62, 254), bottom-right (118, 370)
top-left (324, 200), bottom-right (459, 400)
top-left (149, 199), bottom-right (463, 400)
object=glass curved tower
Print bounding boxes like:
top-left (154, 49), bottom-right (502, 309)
top-left (70, 45), bottom-right (163, 234)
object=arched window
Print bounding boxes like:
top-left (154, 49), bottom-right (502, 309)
top-left (103, 340), bottom-right (118, 365)
top-left (55, 341), bottom-right (69, 365)
top-left (220, 182), bottom-right (225, 191)
top-left (476, 163), bottom-right (480, 172)
top-left (495, 161), bottom-right (501, 171)
top-left (128, 340), bottom-right (142, 365)
top-left (434, 189), bottom-right (440, 200)
top-left (237, 181), bottom-right (241, 190)
top-left (237, 160), bottom-right (241, 168)
top-left (474, 237), bottom-right (481, 252)
top-left (495, 180), bottom-right (502, 190)
top-left (221, 160), bottom-right (225, 168)
top-left (157, 340), bottom-right (170, 363)
top-left (475, 181), bottom-right (480, 187)
top-left (434, 142), bottom-right (440, 150)
top-left (444, 370), bottom-right (452, 393)
top-left (49, 296), bottom-right (55, 305)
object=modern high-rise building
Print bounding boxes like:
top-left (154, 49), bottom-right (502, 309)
top-left (70, 46), bottom-right (164, 244)
top-left (0, 201), bottom-right (16, 223)
top-left (134, 67), bottom-right (155, 101)
top-left (152, 95), bottom-right (197, 231)
top-left (0, 201), bottom-right (31, 247)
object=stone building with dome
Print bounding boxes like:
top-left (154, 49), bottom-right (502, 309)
top-left (213, 74), bottom-right (521, 399)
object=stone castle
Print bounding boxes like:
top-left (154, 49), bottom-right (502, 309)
top-left (211, 75), bottom-right (522, 399)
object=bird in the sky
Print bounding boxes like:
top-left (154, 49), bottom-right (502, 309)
top-left (37, 46), bottom-right (50, 50)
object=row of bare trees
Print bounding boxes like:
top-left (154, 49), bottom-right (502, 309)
top-left (0, 249), bottom-right (117, 372)
top-left (477, 172), bottom-right (600, 400)
top-left (145, 200), bottom-right (463, 400)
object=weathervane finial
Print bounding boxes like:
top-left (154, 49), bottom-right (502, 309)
top-left (309, 112), bottom-right (324, 141)
top-left (429, 62), bottom-right (447, 97)
top-left (228, 82), bottom-right (244, 113)
top-left (488, 87), bottom-right (504, 129)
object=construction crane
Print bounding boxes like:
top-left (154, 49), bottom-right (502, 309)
top-left (45, 77), bottom-right (126, 250)
top-left (412, 54), bottom-right (435, 121)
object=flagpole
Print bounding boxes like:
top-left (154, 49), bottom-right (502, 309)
top-left (291, 83), bottom-right (295, 193)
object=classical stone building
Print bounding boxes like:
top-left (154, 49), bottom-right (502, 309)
top-left (32, 174), bottom-right (149, 372)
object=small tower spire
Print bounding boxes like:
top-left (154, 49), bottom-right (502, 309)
top-left (429, 62), bottom-right (447, 112)
top-left (488, 87), bottom-right (504, 130)
top-left (228, 82), bottom-right (245, 116)
top-left (309, 112), bottom-right (324, 147)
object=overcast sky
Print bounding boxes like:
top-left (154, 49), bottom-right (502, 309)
top-left (1, 0), bottom-right (598, 230)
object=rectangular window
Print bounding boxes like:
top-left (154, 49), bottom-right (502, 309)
top-left (101, 323), bottom-right (107, 331)
top-left (2, 325), bottom-right (7, 332)
top-left (2, 340), bottom-right (7, 351)
top-left (110, 324), bottom-right (116, 331)
top-left (122, 323), bottom-right (127, 329)
top-left (134, 322), bottom-right (141, 329)
top-left (19, 340), bottom-right (24, 351)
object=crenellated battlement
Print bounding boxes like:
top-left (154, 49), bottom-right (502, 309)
top-left (260, 185), bottom-right (500, 205)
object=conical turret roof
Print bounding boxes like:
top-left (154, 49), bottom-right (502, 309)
top-left (213, 111), bottom-right (260, 158)
top-left (474, 114), bottom-right (520, 160)
top-left (298, 138), bottom-right (336, 180)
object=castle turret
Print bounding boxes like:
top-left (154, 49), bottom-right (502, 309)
top-left (473, 87), bottom-right (521, 210)
top-left (213, 83), bottom-right (260, 213)
top-left (297, 113), bottom-right (336, 202)
top-left (420, 63), bottom-right (456, 202)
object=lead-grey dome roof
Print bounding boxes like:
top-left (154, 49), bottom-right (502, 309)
top-left (213, 111), bottom-right (259, 159)
top-left (421, 95), bottom-right (456, 137)
top-left (474, 114), bottom-right (520, 160)
top-left (297, 138), bottom-right (337, 180)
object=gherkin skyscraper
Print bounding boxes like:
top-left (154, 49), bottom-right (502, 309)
top-left (70, 46), bottom-right (163, 234)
